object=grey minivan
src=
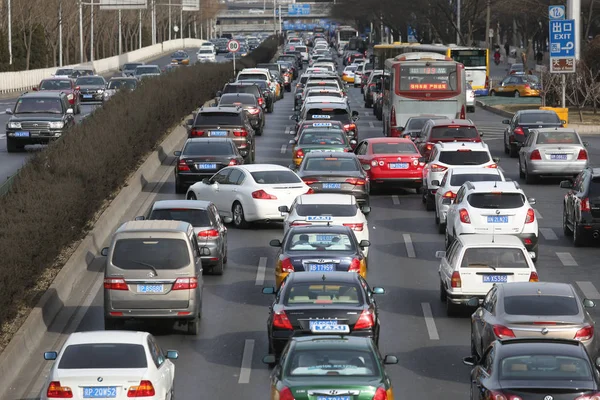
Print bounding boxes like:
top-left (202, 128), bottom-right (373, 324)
top-left (101, 220), bottom-right (206, 335)
top-left (136, 200), bottom-right (228, 275)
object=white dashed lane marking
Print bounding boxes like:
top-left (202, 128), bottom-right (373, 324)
top-left (403, 233), bottom-right (416, 258)
top-left (280, 144), bottom-right (287, 154)
top-left (369, 122), bottom-right (374, 128)
top-left (539, 228), bottom-right (558, 240)
top-left (535, 209), bottom-right (543, 219)
top-left (392, 195), bottom-right (400, 205)
top-left (238, 339), bottom-right (255, 384)
top-left (255, 257), bottom-right (267, 286)
top-left (556, 252), bottom-right (578, 266)
top-left (364, 112), bottom-right (369, 116)
top-left (577, 281), bottom-right (600, 300)
top-left (421, 302), bottom-right (440, 340)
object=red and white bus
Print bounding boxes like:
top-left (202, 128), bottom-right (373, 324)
top-left (381, 52), bottom-right (467, 137)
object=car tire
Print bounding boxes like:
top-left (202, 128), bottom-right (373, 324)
top-left (439, 281), bottom-right (447, 302)
top-left (255, 126), bottom-right (262, 136)
top-left (175, 179), bottom-right (186, 194)
top-left (525, 168), bottom-right (538, 184)
top-left (187, 192), bottom-right (197, 200)
top-left (490, 90), bottom-right (496, 96)
top-left (6, 137), bottom-right (20, 153)
top-left (187, 316), bottom-right (200, 335)
top-left (268, 102), bottom-right (274, 113)
top-left (504, 136), bottom-right (510, 155)
top-left (223, 246), bottom-right (228, 264)
top-left (435, 204), bottom-right (440, 225)
top-left (573, 222), bottom-right (586, 247)
top-left (518, 159), bottom-right (525, 179)
top-left (438, 221), bottom-right (446, 235)
top-left (509, 143), bottom-right (518, 158)
top-left (365, 100), bottom-right (371, 109)
top-left (444, 228), bottom-right (452, 250)
top-left (425, 193), bottom-right (435, 211)
top-left (514, 91), bottom-right (520, 98)
top-left (446, 299), bottom-right (458, 316)
top-left (470, 335), bottom-right (479, 361)
top-left (212, 258), bottom-right (224, 275)
top-left (76, 103), bottom-right (81, 114)
top-left (563, 208), bottom-right (573, 236)
top-left (232, 202), bottom-right (249, 229)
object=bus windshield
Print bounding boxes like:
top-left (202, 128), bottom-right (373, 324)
top-left (450, 49), bottom-right (487, 67)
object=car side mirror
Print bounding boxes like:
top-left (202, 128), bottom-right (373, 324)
top-left (350, 139), bottom-right (357, 145)
top-left (584, 141), bottom-right (590, 147)
top-left (216, 91), bottom-right (222, 97)
top-left (263, 355), bottom-right (276, 364)
top-left (361, 206), bottom-right (371, 214)
top-left (584, 299), bottom-right (596, 308)
top-left (174, 151), bottom-right (182, 156)
top-left (270, 239), bottom-right (282, 247)
top-left (466, 297), bottom-right (480, 307)
top-left (166, 350), bottom-right (179, 360)
top-left (372, 287), bottom-right (385, 295)
top-left (493, 157), bottom-right (500, 163)
top-left (560, 180), bottom-right (573, 189)
top-left (5, 108), bottom-right (12, 115)
top-left (32, 87), bottom-right (38, 91)
top-left (66, 108), bottom-right (74, 115)
top-left (262, 287), bottom-right (276, 295)
top-left (463, 356), bottom-right (476, 366)
top-left (202, 178), bottom-right (211, 185)
top-left (435, 250), bottom-right (446, 259)
top-left (278, 205), bottom-right (289, 213)
top-left (528, 197), bottom-right (536, 205)
top-left (351, 110), bottom-right (359, 117)
top-left (502, 119), bottom-right (510, 124)
top-left (359, 240), bottom-right (370, 248)
top-left (431, 180), bottom-right (440, 186)
top-left (200, 247), bottom-right (210, 256)
top-left (134, 216), bottom-right (145, 221)
top-left (562, 120), bottom-right (567, 125)
top-left (223, 217), bottom-right (233, 223)
top-left (352, 116), bottom-right (359, 122)
top-left (100, 247), bottom-right (109, 256)
top-left (289, 139), bottom-right (295, 145)
top-left (479, 132), bottom-right (484, 137)
top-left (383, 355), bottom-right (398, 365)
top-left (44, 351), bottom-right (58, 360)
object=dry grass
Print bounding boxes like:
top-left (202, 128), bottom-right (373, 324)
top-left (495, 104), bottom-right (600, 125)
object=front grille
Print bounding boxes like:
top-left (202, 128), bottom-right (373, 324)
top-left (21, 122), bottom-right (51, 130)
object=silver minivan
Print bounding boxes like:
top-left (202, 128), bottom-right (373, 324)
top-left (101, 220), bottom-right (206, 335)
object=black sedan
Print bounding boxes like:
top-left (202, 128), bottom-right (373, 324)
top-left (295, 152), bottom-right (371, 207)
top-left (464, 339), bottom-right (600, 400)
top-left (74, 75), bottom-right (107, 103)
top-left (218, 93), bottom-right (265, 135)
top-left (174, 137), bottom-right (244, 193)
top-left (262, 271), bottom-right (384, 357)
top-left (502, 109), bottom-right (564, 157)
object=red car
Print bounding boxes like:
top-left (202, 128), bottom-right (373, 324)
top-left (354, 137), bottom-right (424, 191)
top-left (34, 78), bottom-right (81, 114)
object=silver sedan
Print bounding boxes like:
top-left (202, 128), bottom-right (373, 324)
top-left (518, 127), bottom-right (589, 184)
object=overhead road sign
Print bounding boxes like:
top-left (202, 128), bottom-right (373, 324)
top-left (549, 19), bottom-right (576, 73)
top-left (99, 0), bottom-right (147, 10)
top-left (288, 4), bottom-right (310, 16)
top-left (182, 0), bottom-right (200, 11)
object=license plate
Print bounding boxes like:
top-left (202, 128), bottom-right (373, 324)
top-left (482, 275), bottom-right (508, 283)
top-left (316, 235), bottom-right (335, 241)
top-left (83, 387), bottom-right (117, 398)
top-left (550, 154), bottom-right (568, 160)
top-left (487, 216), bottom-right (508, 223)
top-left (308, 264), bottom-right (335, 272)
top-left (14, 131), bottom-right (30, 137)
top-left (323, 183), bottom-right (341, 189)
top-left (389, 162), bottom-right (408, 169)
top-left (137, 284), bottom-right (163, 293)
top-left (83, 94), bottom-right (93, 98)
top-left (196, 163), bottom-right (216, 169)
top-left (317, 397), bottom-right (351, 400)
top-left (309, 320), bottom-right (338, 329)
top-left (209, 130), bottom-right (227, 136)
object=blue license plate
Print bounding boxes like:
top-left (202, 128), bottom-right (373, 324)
top-left (487, 216), bottom-right (508, 223)
top-left (322, 183), bottom-right (341, 189)
top-left (14, 131), bottom-right (30, 137)
top-left (309, 320), bottom-right (338, 329)
top-left (308, 264), bottom-right (335, 272)
top-left (137, 284), bottom-right (163, 293)
top-left (550, 154), bottom-right (568, 160)
top-left (389, 162), bottom-right (408, 169)
top-left (316, 235), bottom-right (335, 241)
top-left (209, 130), bottom-right (227, 136)
top-left (197, 163), bottom-right (217, 169)
top-left (482, 275), bottom-right (508, 283)
top-left (83, 387), bottom-right (117, 398)
top-left (317, 397), bottom-right (351, 400)
top-left (83, 94), bottom-right (93, 98)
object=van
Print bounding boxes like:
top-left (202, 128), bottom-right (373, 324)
top-left (101, 220), bottom-right (207, 335)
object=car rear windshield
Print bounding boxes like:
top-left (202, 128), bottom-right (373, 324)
top-left (536, 131), bottom-right (579, 144)
top-left (112, 238), bottom-right (190, 269)
top-left (430, 126), bottom-right (479, 139)
top-left (306, 81), bottom-right (339, 89)
top-left (305, 157), bottom-right (358, 172)
top-left (55, 69), bottom-right (73, 75)
top-left (220, 94), bottom-right (257, 106)
top-left (198, 49), bottom-right (213, 54)
top-left (467, 193), bottom-right (525, 209)
top-left (250, 170), bottom-right (301, 184)
top-left (223, 85), bottom-right (260, 96)
top-left (196, 112), bottom-right (241, 126)
top-left (135, 66), bottom-right (160, 74)
top-left (183, 141), bottom-right (234, 156)
top-left (499, 355), bottom-right (590, 381)
top-left (520, 113), bottom-right (560, 124)
top-left (40, 80), bottom-right (72, 90)
top-left (307, 109), bottom-right (350, 122)
top-left (345, 66), bottom-right (358, 72)
top-left (287, 349), bottom-right (377, 376)
top-left (406, 117), bottom-right (440, 131)
top-left (287, 233), bottom-right (355, 251)
top-left (76, 77), bottom-right (105, 85)
top-left (108, 80), bottom-right (137, 90)
top-left (296, 46), bottom-right (307, 52)
top-left (299, 130), bottom-right (346, 145)
top-left (460, 248), bottom-right (529, 269)
top-left (284, 283), bottom-right (362, 306)
top-left (296, 204), bottom-right (358, 217)
top-left (123, 63), bottom-right (142, 70)
top-left (238, 73), bottom-right (268, 81)
top-left (504, 295), bottom-right (580, 316)
top-left (279, 56), bottom-right (296, 62)
top-left (438, 150), bottom-right (491, 165)
top-left (15, 98), bottom-right (63, 114)
top-left (450, 173), bottom-right (502, 186)
top-left (372, 142), bottom-right (416, 154)
top-left (58, 344), bottom-right (147, 369)
top-left (307, 91), bottom-right (342, 98)
top-left (149, 208), bottom-right (210, 227)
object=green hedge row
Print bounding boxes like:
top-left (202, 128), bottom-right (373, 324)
top-left (0, 36), bottom-right (279, 344)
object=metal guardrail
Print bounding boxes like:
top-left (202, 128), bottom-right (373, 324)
top-left (0, 173), bottom-right (16, 197)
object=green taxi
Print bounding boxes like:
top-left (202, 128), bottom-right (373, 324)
top-left (290, 122), bottom-right (355, 167)
top-left (263, 333), bottom-right (397, 400)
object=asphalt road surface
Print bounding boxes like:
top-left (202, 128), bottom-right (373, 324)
top-left (9, 63), bottom-right (600, 400)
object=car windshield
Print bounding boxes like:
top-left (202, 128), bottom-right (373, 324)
top-left (238, 73), bottom-right (268, 81)
top-left (536, 131), bottom-right (579, 144)
top-left (199, 49), bottom-right (213, 54)
top-left (183, 142), bottom-right (234, 156)
top-left (287, 349), bottom-right (378, 376)
top-left (287, 232), bottom-right (355, 251)
top-left (450, 173), bottom-right (502, 186)
top-left (220, 94), bottom-right (256, 106)
top-left (295, 204), bottom-right (358, 217)
top-left (524, 75), bottom-right (540, 83)
top-left (148, 208), bottom-right (210, 227)
top-left (123, 63), bottom-right (142, 70)
top-left (430, 126), bottom-right (479, 139)
top-left (40, 80), bottom-right (72, 90)
top-left (284, 283), bottom-right (362, 305)
top-left (467, 193), bottom-right (525, 209)
top-left (504, 295), bottom-right (580, 316)
top-left (438, 150), bottom-right (491, 165)
top-left (460, 247), bottom-right (529, 268)
top-left (250, 170), bottom-right (301, 184)
top-left (172, 51), bottom-right (187, 58)
top-left (14, 98), bottom-right (63, 114)
top-left (499, 355), bottom-right (591, 381)
top-left (111, 238), bottom-right (190, 270)
top-left (304, 157), bottom-right (358, 172)
top-left (306, 109), bottom-right (350, 123)
top-left (58, 344), bottom-right (147, 369)
top-left (55, 69), bottom-right (73, 75)
top-left (107, 80), bottom-right (137, 90)
top-left (372, 142), bottom-right (416, 154)
top-left (195, 112), bottom-right (241, 126)
top-left (345, 66), bottom-right (358, 72)
top-left (520, 113), bottom-right (560, 124)
top-left (135, 66), bottom-right (160, 75)
top-left (75, 77), bottom-right (105, 85)
top-left (299, 130), bottom-right (346, 145)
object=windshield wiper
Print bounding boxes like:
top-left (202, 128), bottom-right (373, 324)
top-left (130, 260), bottom-right (159, 276)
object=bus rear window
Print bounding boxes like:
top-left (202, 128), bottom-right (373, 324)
top-left (399, 65), bottom-right (458, 91)
top-left (450, 50), bottom-right (487, 67)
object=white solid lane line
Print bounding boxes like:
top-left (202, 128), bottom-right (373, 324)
top-left (421, 302), bottom-right (440, 340)
top-left (577, 281), bottom-right (600, 300)
top-left (403, 233), bottom-right (416, 258)
top-left (0, 134), bottom-right (5, 139)
top-left (280, 144), bottom-right (287, 154)
top-left (539, 228), bottom-right (558, 240)
top-left (255, 257), bottom-right (267, 286)
top-left (364, 112), bottom-right (369, 116)
top-left (238, 339), bottom-right (255, 384)
top-left (534, 209), bottom-right (543, 219)
top-left (391, 195), bottom-right (400, 205)
top-left (369, 122), bottom-right (374, 128)
top-left (556, 252), bottom-right (578, 266)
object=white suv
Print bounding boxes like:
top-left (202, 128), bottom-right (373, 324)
top-left (433, 167), bottom-right (506, 234)
top-left (421, 142), bottom-right (498, 211)
top-left (445, 181), bottom-right (539, 261)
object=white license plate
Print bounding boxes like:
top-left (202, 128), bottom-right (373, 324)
top-left (137, 284), bottom-right (163, 293)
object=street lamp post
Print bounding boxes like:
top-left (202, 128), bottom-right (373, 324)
top-left (90, 0), bottom-right (94, 61)
top-left (79, 0), bottom-right (84, 62)
top-left (169, 0), bottom-right (172, 40)
top-left (118, 9), bottom-right (122, 54)
top-left (8, 0), bottom-right (12, 65)
top-left (456, 0), bottom-right (461, 45)
top-left (59, 0), bottom-right (63, 66)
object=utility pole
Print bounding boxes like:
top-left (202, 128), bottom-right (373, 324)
top-left (273, 0), bottom-right (276, 35)
top-left (59, 0), bottom-right (63, 66)
top-left (118, 9), bottom-right (122, 54)
top-left (151, 0), bottom-right (156, 44)
top-left (8, 0), bottom-right (12, 65)
top-left (456, 0), bottom-right (461, 44)
top-left (168, 0), bottom-right (172, 40)
top-left (180, 6), bottom-right (183, 39)
top-left (485, 0), bottom-right (491, 49)
top-left (139, 9), bottom-right (142, 48)
top-left (567, 0), bottom-right (581, 60)
top-left (79, 0), bottom-right (84, 62)
top-left (90, 0), bottom-right (94, 61)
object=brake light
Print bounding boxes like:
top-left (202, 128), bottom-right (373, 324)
top-left (273, 309), bottom-right (293, 329)
top-left (343, 123), bottom-right (356, 131)
top-left (525, 208), bottom-right (535, 224)
top-left (514, 127), bottom-right (525, 135)
top-left (198, 229), bottom-right (219, 239)
top-left (127, 380), bottom-right (155, 397)
top-left (247, 107), bottom-right (260, 115)
top-left (530, 149), bottom-right (541, 160)
top-left (450, 271), bottom-right (461, 288)
top-left (279, 387), bottom-right (296, 400)
top-left (47, 381), bottom-right (73, 398)
top-left (258, 97), bottom-right (264, 105)
top-left (390, 106), bottom-right (397, 128)
top-left (252, 189), bottom-right (277, 199)
top-left (459, 208), bottom-right (470, 224)
top-left (305, 187), bottom-right (315, 194)
top-left (578, 149), bottom-right (588, 160)
top-left (492, 325), bottom-right (515, 339)
top-left (373, 388), bottom-right (387, 400)
top-left (524, 84), bottom-right (530, 89)
top-left (280, 258), bottom-right (295, 272)
top-left (178, 159), bottom-right (190, 171)
top-left (581, 198), bottom-right (591, 212)
top-left (443, 191), bottom-right (456, 199)
top-left (233, 129), bottom-right (248, 137)
top-left (457, 148), bottom-right (471, 152)
top-left (172, 277), bottom-right (198, 290)
top-left (348, 258), bottom-right (361, 272)
top-left (190, 129), bottom-right (205, 137)
top-left (354, 309), bottom-right (374, 329)
top-left (430, 164), bottom-right (447, 172)
top-left (343, 223), bottom-right (364, 231)
top-left (425, 143), bottom-right (434, 151)
top-left (486, 163), bottom-right (498, 168)
top-left (487, 391), bottom-right (524, 400)
top-left (302, 178), bottom-right (317, 185)
top-left (295, 149), bottom-right (305, 159)
top-left (460, 105), bottom-right (466, 119)
top-left (346, 178), bottom-right (366, 185)
top-left (575, 392), bottom-right (600, 400)
top-left (290, 221), bottom-right (311, 226)
top-left (228, 159), bottom-right (239, 166)
top-left (529, 271), bottom-right (539, 282)
top-left (575, 325), bottom-right (594, 341)
top-left (103, 278), bottom-right (128, 290)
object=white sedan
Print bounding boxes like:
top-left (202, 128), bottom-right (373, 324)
top-left (186, 164), bottom-right (311, 228)
top-left (42, 331), bottom-right (177, 400)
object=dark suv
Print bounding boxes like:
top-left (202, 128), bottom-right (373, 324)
top-left (561, 167), bottom-right (600, 246)
top-left (415, 119), bottom-right (482, 159)
top-left (503, 109), bottom-right (564, 157)
top-left (4, 91), bottom-right (75, 152)
top-left (218, 93), bottom-right (265, 135)
top-left (186, 106), bottom-right (255, 163)
top-left (220, 81), bottom-right (273, 113)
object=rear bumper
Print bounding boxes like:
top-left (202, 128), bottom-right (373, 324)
top-left (370, 177), bottom-right (423, 188)
top-left (527, 161), bottom-right (587, 176)
top-left (446, 291), bottom-right (485, 305)
top-left (104, 298), bottom-right (200, 320)
top-left (176, 171), bottom-right (220, 185)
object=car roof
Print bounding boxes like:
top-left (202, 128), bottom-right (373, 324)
top-left (429, 118), bottom-right (476, 127)
top-left (496, 339), bottom-right (586, 358)
top-left (516, 109), bottom-right (558, 115)
top-left (287, 225), bottom-right (353, 234)
top-left (435, 142), bottom-right (488, 151)
top-left (116, 219), bottom-right (191, 233)
top-left (297, 193), bottom-right (356, 205)
top-left (42, 78), bottom-right (72, 82)
top-left (468, 181), bottom-right (521, 192)
top-left (448, 166), bottom-right (502, 175)
top-left (366, 137), bottom-right (415, 144)
top-left (457, 234), bottom-right (526, 247)
top-left (305, 97), bottom-right (346, 103)
top-left (498, 282), bottom-right (576, 297)
top-left (199, 106), bottom-right (242, 114)
top-left (110, 77), bottom-right (137, 81)
top-left (151, 199), bottom-right (212, 210)
top-left (220, 93), bottom-right (256, 99)
top-left (292, 335), bottom-right (373, 350)
top-left (236, 163), bottom-right (292, 172)
top-left (21, 91), bottom-right (65, 99)
top-left (286, 271), bottom-right (360, 284)
top-left (186, 137), bottom-right (233, 144)
top-left (305, 102), bottom-right (347, 110)
top-left (65, 331), bottom-right (148, 346)
top-left (240, 68), bottom-right (270, 74)
top-left (303, 152), bottom-right (357, 159)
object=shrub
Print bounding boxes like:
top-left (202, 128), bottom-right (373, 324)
top-left (0, 37), bottom-right (279, 343)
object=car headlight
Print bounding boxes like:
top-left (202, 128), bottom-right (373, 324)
top-left (97, 89), bottom-right (103, 94)
top-left (8, 122), bottom-right (21, 129)
top-left (49, 121), bottom-right (64, 129)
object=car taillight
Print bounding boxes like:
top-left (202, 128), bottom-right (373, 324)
top-left (346, 178), bottom-right (366, 185)
top-left (190, 129), bottom-right (205, 137)
top-left (47, 381), bottom-right (73, 398)
top-left (279, 387), bottom-right (296, 400)
top-left (575, 325), bottom-right (595, 341)
top-left (430, 164), bottom-right (448, 172)
top-left (425, 142), bottom-right (434, 151)
top-left (529, 271), bottom-right (539, 282)
top-left (258, 97), bottom-right (264, 105)
top-left (295, 149), bottom-right (305, 159)
top-left (530, 149), bottom-right (541, 160)
top-left (127, 380), bottom-right (156, 397)
top-left (459, 208), bottom-right (470, 224)
top-left (233, 129), bottom-right (248, 137)
top-left (575, 392), bottom-right (600, 400)
top-left (525, 208), bottom-right (535, 224)
top-left (354, 309), bottom-right (374, 329)
top-left (305, 187), bottom-right (314, 194)
top-left (581, 197), bottom-right (591, 212)
top-left (485, 163), bottom-right (498, 168)
top-left (460, 105), bottom-right (466, 119)
top-left (492, 325), bottom-right (515, 339)
top-left (488, 391), bottom-right (524, 400)
top-left (104, 278), bottom-right (128, 290)
top-left (247, 107), bottom-right (260, 115)
top-left (450, 271), bottom-right (461, 288)
top-left (229, 159), bottom-right (239, 166)
top-left (514, 127), bottom-right (525, 135)
top-left (280, 258), bottom-right (295, 272)
top-left (302, 177), bottom-right (317, 185)
top-left (343, 123), bottom-right (356, 131)
top-left (252, 189), bottom-right (277, 199)
top-left (373, 387), bottom-right (387, 400)
top-left (343, 223), bottom-right (364, 231)
top-left (390, 106), bottom-right (397, 128)
top-left (443, 191), bottom-right (456, 199)
top-left (178, 159), bottom-right (190, 171)
top-left (348, 258), bottom-right (361, 272)
top-left (198, 229), bottom-right (219, 239)
top-left (523, 84), bottom-right (530, 89)
top-left (578, 149), bottom-right (588, 160)
top-left (172, 277), bottom-right (198, 290)
top-left (273, 309), bottom-right (293, 329)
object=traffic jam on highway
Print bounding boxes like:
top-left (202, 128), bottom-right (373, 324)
top-left (13, 28), bottom-right (600, 400)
